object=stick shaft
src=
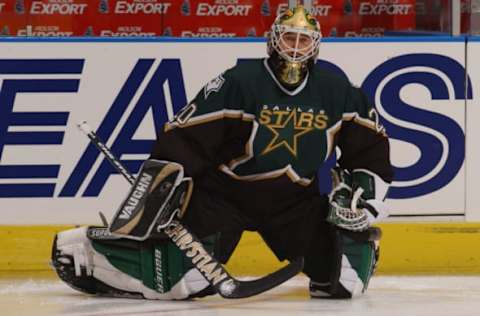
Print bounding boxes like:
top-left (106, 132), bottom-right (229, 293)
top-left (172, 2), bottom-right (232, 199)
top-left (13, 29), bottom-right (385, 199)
top-left (77, 121), bottom-right (135, 184)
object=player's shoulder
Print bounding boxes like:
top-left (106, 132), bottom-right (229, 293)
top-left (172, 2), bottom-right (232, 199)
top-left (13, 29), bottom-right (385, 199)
top-left (224, 58), bottom-right (265, 81)
top-left (311, 64), bottom-right (351, 90)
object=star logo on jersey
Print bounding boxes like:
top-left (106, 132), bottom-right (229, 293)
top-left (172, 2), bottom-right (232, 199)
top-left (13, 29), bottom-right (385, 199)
top-left (261, 110), bottom-right (313, 157)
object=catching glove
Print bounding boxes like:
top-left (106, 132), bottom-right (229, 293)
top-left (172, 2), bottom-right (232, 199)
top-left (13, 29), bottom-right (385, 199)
top-left (327, 168), bottom-right (389, 232)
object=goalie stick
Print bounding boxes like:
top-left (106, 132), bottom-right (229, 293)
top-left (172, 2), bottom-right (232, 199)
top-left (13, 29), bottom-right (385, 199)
top-left (77, 121), bottom-right (303, 299)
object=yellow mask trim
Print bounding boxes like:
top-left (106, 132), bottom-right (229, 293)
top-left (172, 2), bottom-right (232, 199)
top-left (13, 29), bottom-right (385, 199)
top-left (279, 5), bottom-right (319, 32)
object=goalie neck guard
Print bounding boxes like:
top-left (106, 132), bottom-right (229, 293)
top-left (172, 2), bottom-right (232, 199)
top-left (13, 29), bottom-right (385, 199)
top-left (267, 5), bottom-right (322, 89)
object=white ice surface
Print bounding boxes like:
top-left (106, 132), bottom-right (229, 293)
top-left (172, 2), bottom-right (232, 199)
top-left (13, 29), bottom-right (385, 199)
top-left (1, 275), bottom-right (480, 316)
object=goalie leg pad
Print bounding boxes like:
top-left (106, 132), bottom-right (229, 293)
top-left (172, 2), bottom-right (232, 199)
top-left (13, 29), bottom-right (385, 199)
top-left (52, 226), bottom-right (214, 300)
top-left (109, 159), bottom-right (193, 240)
top-left (309, 227), bottom-right (381, 299)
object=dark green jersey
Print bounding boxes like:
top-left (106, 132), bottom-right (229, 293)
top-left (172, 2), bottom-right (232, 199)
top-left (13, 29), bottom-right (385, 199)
top-left (151, 58), bottom-right (392, 200)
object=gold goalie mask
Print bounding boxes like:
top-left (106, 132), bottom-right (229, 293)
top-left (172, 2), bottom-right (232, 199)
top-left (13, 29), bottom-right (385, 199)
top-left (267, 5), bottom-right (322, 88)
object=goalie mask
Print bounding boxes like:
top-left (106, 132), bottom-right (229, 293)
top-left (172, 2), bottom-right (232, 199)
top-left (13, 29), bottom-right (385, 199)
top-left (267, 5), bottom-right (322, 88)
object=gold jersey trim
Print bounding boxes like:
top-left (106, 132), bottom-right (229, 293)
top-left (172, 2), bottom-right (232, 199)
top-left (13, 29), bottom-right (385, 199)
top-left (325, 111), bottom-right (387, 160)
top-left (219, 164), bottom-right (313, 186)
top-left (325, 119), bottom-right (343, 160)
top-left (343, 112), bottom-right (388, 137)
top-left (164, 109), bottom-right (255, 132)
top-left (227, 121), bottom-right (259, 170)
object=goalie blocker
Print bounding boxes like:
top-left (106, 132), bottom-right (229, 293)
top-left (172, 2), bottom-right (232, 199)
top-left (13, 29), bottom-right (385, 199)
top-left (109, 159), bottom-right (193, 240)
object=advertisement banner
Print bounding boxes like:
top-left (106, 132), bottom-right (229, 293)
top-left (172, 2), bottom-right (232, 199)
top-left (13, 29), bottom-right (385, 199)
top-left (0, 0), bottom-right (419, 38)
top-left (20, 0), bottom-right (94, 36)
top-left (466, 37), bottom-right (480, 221)
top-left (346, 0), bottom-right (416, 37)
top-left (92, 0), bottom-right (168, 37)
top-left (163, 0), bottom-right (263, 37)
top-left (0, 38), bottom-right (469, 224)
top-left (0, 0), bottom-right (27, 36)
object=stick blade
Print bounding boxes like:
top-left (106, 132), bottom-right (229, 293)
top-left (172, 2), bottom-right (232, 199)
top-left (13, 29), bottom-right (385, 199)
top-left (216, 257), bottom-right (304, 299)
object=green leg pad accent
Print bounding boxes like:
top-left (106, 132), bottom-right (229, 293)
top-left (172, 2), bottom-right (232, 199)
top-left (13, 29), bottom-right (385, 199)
top-left (92, 234), bottom-right (218, 293)
top-left (342, 235), bottom-right (376, 288)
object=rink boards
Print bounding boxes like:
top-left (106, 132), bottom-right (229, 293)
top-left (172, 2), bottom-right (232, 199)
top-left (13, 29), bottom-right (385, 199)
top-left (2, 223), bottom-right (480, 275)
top-left (1, 36), bottom-right (480, 274)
